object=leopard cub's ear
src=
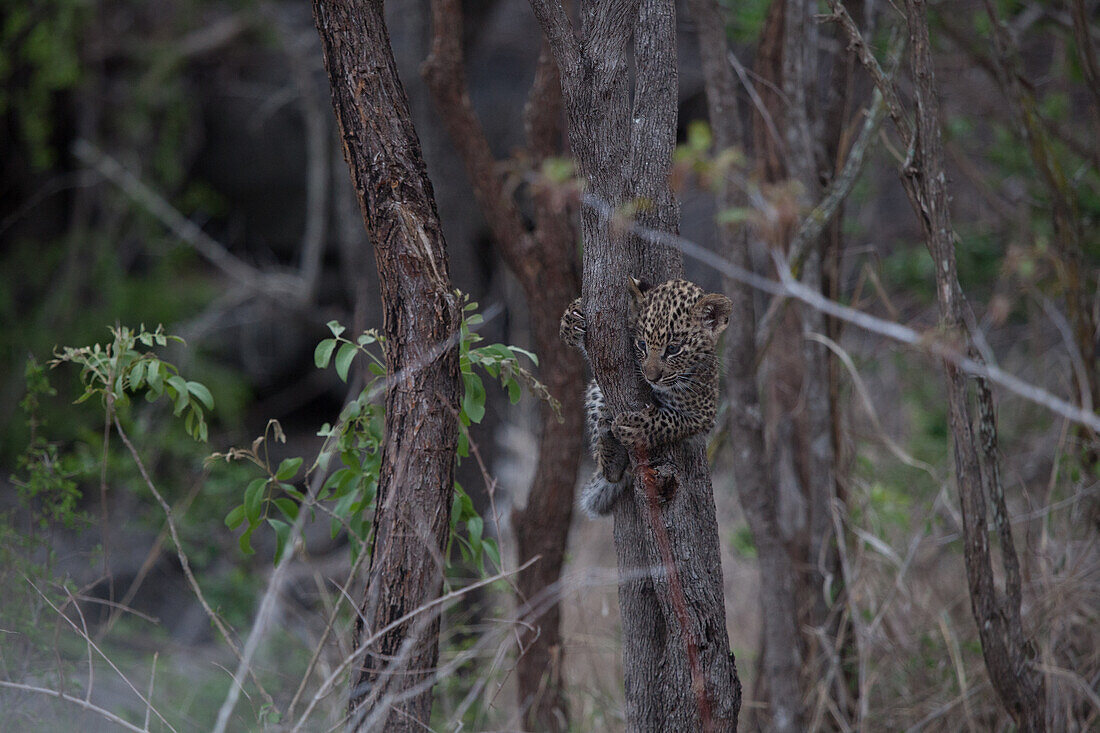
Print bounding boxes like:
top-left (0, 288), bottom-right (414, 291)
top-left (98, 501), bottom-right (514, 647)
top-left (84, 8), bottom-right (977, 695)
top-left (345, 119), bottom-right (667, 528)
top-left (627, 276), bottom-right (652, 319)
top-left (693, 293), bottom-right (733, 337)
top-left (627, 275), bottom-right (653, 303)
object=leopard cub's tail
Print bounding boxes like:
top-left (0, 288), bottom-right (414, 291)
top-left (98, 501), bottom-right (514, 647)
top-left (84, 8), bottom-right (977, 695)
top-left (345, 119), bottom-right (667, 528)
top-left (580, 472), bottom-right (629, 517)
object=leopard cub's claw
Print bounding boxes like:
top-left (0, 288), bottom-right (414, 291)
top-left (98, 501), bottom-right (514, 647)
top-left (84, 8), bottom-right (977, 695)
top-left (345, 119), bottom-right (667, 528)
top-left (559, 298), bottom-right (586, 349)
top-left (611, 410), bottom-right (647, 448)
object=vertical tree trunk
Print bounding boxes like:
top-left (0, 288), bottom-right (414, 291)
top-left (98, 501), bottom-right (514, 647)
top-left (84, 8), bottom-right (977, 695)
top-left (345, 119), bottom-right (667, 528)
top-left (529, 0), bottom-right (741, 729)
top-left (420, 4), bottom-right (586, 728)
top-left (312, 2), bottom-right (461, 730)
top-left (686, 0), bottom-right (803, 730)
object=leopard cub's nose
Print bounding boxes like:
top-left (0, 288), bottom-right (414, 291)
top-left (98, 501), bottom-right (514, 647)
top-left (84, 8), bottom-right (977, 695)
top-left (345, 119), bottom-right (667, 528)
top-left (643, 361), bottom-right (662, 382)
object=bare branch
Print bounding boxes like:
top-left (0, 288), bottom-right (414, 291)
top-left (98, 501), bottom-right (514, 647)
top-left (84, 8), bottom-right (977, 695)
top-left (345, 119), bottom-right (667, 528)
top-left (823, 1), bottom-right (911, 141)
top-left (422, 0), bottom-right (535, 281)
top-left (112, 415), bottom-right (277, 720)
top-left (756, 85), bottom-right (890, 356)
top-left (73, 140), bottom-right (307, 302)
top-left (0, 681), bottom-right (148, 733)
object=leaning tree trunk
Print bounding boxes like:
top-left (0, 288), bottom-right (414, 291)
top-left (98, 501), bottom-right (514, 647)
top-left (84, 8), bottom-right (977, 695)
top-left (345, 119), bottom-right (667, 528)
top-left (529, 0), bottom-right (741, 729)
top-left (312, 2), bottom-right (461, 731)
top-left (421, 2), bottom-right (586, 728)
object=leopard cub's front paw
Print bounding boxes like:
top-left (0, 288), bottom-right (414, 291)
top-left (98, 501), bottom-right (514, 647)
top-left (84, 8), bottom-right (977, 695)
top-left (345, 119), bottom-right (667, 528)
top-left (559, 298), bottom-right (586, 349)
top-left (612, 411), bottom-right (649, 448)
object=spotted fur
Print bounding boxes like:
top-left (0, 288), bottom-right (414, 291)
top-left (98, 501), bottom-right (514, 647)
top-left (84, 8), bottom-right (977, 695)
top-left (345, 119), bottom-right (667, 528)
top-left (560, 278), bottom-right (732, 517)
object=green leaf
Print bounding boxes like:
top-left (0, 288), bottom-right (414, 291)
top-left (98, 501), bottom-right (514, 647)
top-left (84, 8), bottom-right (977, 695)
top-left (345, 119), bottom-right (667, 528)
top-left (461, 372), bottom-right (486, 424)
top-left (507, 345), bottom-right (538, 365)
top-left (224, 504), bottom-right (246, 529)
top-left (268, 518), bottom-right (291, 562)
top-left (128, 360), bottom-right (146, 391)
top-left (186, 381), bottom-right (215, 410)
top-left (244, 478), bottom-right (266, 524)
top-left (147, 362), bottom-right (163, 393)
top-left (335, 342), bottom-right (357, 382)
top-left (483, 538), bottom-right (500, 569)
top-left (687, 119), bottom-right (713, 151)
top-left (326, 320), bottom-right (346, 338)
top-left (717, 207), bottom-right (752, 225)
top-left (368, 362), bottom-right (385, 376)
top-left (167, 375), bottom-right (189, 415)
top-left (467, 515), bottom-right (483, 549)
top-left (275, 457), bottom-right (303, 481)
top-left (506, 379), bottom-right (521, 404)
top-left (314, 339), bottom-right (337, 369)
top-left (277, 483), bottom-right (304, 500)
top-left (239, 524), bottom-right (256, 555)
top-left (273, 498), bottom-right (299, 521)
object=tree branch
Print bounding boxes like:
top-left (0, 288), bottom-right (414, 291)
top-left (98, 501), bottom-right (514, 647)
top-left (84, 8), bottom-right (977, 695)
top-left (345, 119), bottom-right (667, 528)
top-left (823, 0), bottom-right (911, 142)
top-left (422, 0), bottom-right (535, 282)
top-left (73, 140), bottom-right (307, 302)
top-left (756, 84), bottom-right (889, 357)
top-left (527, 0), bottom-right (582, 76)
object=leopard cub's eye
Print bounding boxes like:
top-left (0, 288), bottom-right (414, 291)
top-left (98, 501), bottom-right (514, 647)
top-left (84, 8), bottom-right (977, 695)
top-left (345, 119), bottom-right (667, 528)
top-left (664, 343), bottom-right (681, 357)
top-left (635, 339), bottom-right (647, 354)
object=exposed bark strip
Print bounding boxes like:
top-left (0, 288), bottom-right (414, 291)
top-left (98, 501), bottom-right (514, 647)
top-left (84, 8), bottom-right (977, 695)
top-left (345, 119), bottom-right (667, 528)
top-left (312, 2), bottom-right (461, 730)
top-left (528, 0), bottom-right (741, 728)
top-left (421, 2), bottom-right (585, 728)
top-left (686, 0), bottom-right (801, 729)
top-left (825, 1), bottom-right (1048, 728)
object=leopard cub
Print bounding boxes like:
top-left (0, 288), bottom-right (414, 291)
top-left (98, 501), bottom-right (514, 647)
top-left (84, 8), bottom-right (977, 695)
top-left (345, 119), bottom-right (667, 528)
top-left (561, 277), bottom-right (732, 517)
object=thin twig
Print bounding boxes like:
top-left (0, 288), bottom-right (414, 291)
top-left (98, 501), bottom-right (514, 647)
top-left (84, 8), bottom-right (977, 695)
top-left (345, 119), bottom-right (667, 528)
top-left (823, 0), bottom-right (911, 140)
top-left (25, 579), bottom-right (176, 732)
top-left (145, 652), bottom-right (158, 732)
top-left (0, 680), bottom-right (148, 733)
top-left (111, 416), bottom-right (276, 713)
top-left (73, 140), bottom-right (306, 301)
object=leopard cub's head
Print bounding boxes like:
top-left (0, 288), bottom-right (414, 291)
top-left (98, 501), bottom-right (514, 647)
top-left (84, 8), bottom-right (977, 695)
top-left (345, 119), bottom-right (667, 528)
top-left (628, 277), bottom-right (732, 391)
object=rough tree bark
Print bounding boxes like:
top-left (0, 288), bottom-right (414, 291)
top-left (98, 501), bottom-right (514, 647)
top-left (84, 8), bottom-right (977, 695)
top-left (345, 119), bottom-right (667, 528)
top-left (685, 0), bottom-right (803, 730)
top-left (312, 2), bottom-right (461, 730)
top-left (528, 0), bottom-right (741, 729)
top-left (900, 4), bottom-right (1046, 728)
top-left (827, 0), bottom-right (1047, 728)
top-left (421, 3), bottom-right (586, 729)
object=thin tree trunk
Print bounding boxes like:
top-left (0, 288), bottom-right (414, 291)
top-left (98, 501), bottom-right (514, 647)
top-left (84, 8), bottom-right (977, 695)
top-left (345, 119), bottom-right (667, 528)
top-left (686, 0), bottom-right (803, 730)
top-left (825, 0), bottom-right (1049, 726)
top-left (312, 2), bottom-right (461, 730)
top-left (421, 3), bottom-right (586, 728)
top-left (900, 3), bottom-right (1046, 727)
top-left (528, 0), bottom-right (741, 728)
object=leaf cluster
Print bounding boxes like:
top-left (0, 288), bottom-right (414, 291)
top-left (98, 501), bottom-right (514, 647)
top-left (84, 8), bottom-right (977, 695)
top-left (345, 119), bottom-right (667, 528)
top-left (50, 324), bottom-right (214, 442)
